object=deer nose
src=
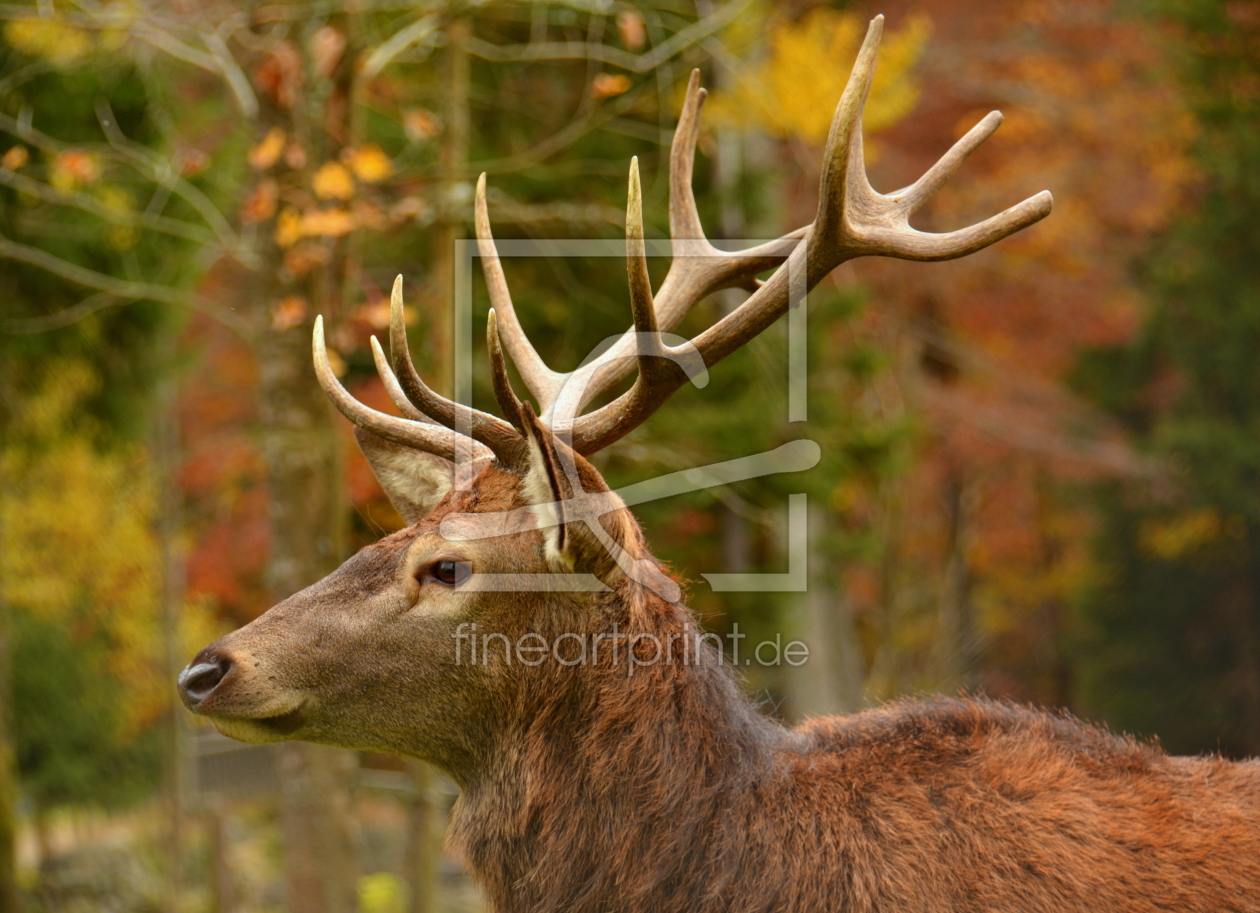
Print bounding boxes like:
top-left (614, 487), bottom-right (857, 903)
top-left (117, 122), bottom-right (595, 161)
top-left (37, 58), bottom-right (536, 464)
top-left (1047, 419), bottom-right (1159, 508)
top-left (177, 653), bottom-right (233, 708)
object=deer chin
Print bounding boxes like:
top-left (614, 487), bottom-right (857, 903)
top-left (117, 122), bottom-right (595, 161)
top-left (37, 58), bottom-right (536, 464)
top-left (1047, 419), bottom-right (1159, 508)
top-left (209, 701), bottom-right (308, 744)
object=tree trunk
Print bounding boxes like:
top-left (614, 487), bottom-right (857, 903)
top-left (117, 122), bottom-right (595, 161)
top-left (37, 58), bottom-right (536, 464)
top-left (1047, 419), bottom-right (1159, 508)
top-left (399, 15), bottom-right (471, 911)
top-left (254, 305), bottom-right (359, 913)
top-left (938, 476), bottom-right (978, 690)
top-left (155, 372), bottom-right (187, 913)
top-left (0, 531), bottom-right (19, 912)
top-left (404, 761), bottom-right (439, 913)
top-left (792, 510), bottom-right (865, 717)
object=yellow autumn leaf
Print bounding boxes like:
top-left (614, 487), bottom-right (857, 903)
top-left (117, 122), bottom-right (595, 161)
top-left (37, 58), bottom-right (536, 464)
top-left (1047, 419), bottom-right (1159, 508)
top-left (345, 144), bottom-right (393, 183)
top-left (97, 186), bottom-right (137, 250)
top-left (1, 362), bottom-right (170, 734)
top-left (4, 18), bottom-right (94, 67)
top-left (275, 206), bottom-right (304, 247)
top-left (705, 11), bottom-right (931, 146)
top-left (96, 185), bottom-right (133, 214)
top-left (1138, 510), bottom-right (1234, 561)
top-left (313, 161), bottom-right (355, 200)
top-left (248, 127), bottom-right (286, 170)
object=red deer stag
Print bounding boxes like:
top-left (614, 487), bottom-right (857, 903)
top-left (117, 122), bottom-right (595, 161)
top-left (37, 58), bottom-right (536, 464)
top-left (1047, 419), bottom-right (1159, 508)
top-left (179, 16), bottom-right (1260, 913)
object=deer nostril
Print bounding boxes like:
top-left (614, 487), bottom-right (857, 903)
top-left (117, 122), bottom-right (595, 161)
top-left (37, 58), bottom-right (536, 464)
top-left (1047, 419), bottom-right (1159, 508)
top-left (177, 656), bottom-right (232, 705)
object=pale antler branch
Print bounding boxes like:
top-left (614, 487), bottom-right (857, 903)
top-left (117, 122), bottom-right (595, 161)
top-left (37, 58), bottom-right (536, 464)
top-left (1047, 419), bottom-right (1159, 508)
top-left (314, 317), bottom-right (486, 463)
top-left (385, 276), bottom-right (525, 463)
top-left (474, 175), bottom-right (565, 410)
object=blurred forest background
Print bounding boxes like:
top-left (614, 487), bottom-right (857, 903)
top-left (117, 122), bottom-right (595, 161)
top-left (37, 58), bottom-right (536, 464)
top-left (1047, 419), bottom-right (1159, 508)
top-left (0, 0), bottom-right (1257, 910)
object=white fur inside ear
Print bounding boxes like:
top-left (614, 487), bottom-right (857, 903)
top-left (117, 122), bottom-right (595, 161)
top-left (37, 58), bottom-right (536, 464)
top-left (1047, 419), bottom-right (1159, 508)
top-left (355, 428), bottom-right (453, 524)
top-left (376, 451), bottom-right (452, 522)
top-left (524, 437), bottom-right (571, 569)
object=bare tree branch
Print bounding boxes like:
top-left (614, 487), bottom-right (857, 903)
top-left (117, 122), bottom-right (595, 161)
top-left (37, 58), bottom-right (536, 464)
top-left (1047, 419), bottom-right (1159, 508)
top-left (470, 82), bottom-right (651, 176)
top-left (0, 109), bottom-right (241, 254)
top-left (0, 168), bottom-right (218, 246)
top-left (0, 234), bottom-right (251, 335)
top-left (4, 291), bottom-right (123, 333)
top-left (463, 0), bottom-right (752, 73)
top-left (93, 102), bottom-right (243, 256)
top-left (201, 29), bottom-right (259, 119)
top-left (361, 11), bottom-right (441, 81)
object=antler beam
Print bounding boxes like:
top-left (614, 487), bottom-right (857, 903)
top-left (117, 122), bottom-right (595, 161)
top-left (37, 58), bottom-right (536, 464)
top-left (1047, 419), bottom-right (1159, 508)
top-left (474, 14), bottom-right (1051, 455)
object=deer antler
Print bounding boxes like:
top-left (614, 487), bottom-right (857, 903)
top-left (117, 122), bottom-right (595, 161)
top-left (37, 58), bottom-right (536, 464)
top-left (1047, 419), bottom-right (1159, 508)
top-left (477, 15), bottom-right (1051, 455)
top-left (314, 279), bottom-right (527, 467)
top-left (317, 15), bottom-right (1051, 471)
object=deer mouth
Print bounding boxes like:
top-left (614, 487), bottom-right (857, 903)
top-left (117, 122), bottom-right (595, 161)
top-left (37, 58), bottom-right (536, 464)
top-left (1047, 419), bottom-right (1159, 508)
top-left (209, 700), bottom-right (308, 744)
top-left (255, 704), bottom-right (307, 734)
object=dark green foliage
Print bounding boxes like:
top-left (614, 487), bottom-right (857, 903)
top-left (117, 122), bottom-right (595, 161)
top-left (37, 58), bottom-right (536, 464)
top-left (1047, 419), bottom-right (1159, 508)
top-left (0, 44), bottom-right (193, 440)
top-left (1072, 0), bottom-right (1260, 757)
top-left (12, 610), bottom-right (158, 811)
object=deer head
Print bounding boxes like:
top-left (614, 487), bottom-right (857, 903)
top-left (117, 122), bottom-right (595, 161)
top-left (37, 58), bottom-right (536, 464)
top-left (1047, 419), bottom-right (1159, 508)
top-left (178, 16), bottom-right (1051, 780)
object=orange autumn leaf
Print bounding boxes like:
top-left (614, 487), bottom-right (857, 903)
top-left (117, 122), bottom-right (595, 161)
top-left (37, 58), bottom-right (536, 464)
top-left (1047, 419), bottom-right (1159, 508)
top-left (239, 178), bottom-right (278, 223)
top-left (283, 243), bottom-right (328, 279)
top-left (403, 108), bottom-right (441, 141)
top-left (591, 73), bottom-right (631, 98)
top-left (2, 146), bottom-right (29, 170)
top-left (301, 207), bottom-right (356, 237)
top-left (284, 140), bottom-right (307, 170)
top-left (617, 10), bottom-right (646, 51)
top-left (177, 147), bottom-right (210, 177)
top-left (310, 26), bottom-right (346, 78)
top-left (354, 298), bottom-right (391, 330)
top-left (252, 40), bottom-right (303, 109)
top-left (271, 295), bottom-right (308, 331)
top-left (50, 149), bottom-right (100, 190)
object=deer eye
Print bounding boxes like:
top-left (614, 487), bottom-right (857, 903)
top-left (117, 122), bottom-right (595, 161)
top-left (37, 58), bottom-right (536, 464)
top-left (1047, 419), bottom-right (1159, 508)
top-left (431, 560), bottom-right (471, 587)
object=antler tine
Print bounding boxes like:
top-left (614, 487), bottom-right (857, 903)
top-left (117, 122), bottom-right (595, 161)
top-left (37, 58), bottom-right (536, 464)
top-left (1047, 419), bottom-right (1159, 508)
top-left (668, 69), bottom-right (711, 249)
top-left (626, 157), bottom-right (673, 367)
top-left (897, 110), bottom-right (1004, 216)
top-left (474, 175), bottom-right (565, 411)
top-left (546, 158), bottom-right (709, 435)
top-left (562, 74), bottom-right (800, 414)
top-left (486, 309), bottom-right (528, 435)
top-left (386, 275), bottom-right (525, 462)
top-left (814, 14), bottom-right (884, 247)
top-left (566, 15), bottom-right (1053, 455)
top-left (313, 317), bottom-right (486, 463)
top-left (369, 335), bottom-right (428, 423)
top-left (811, 15), bottom-right (1053, 267)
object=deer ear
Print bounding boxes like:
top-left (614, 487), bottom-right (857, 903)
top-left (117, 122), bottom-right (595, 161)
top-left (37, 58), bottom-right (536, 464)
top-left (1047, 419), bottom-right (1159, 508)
top-left (513, 404), bottom-right (664, 595)
top-left (354, 427), bottom-right (454, 524)
top-left (516, 403), bottom-right (572, 566)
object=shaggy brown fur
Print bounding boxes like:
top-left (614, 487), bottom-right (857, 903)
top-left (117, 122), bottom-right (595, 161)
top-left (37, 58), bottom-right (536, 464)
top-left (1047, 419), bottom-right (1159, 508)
top-left (451, 572), bottom-right (1260, 913)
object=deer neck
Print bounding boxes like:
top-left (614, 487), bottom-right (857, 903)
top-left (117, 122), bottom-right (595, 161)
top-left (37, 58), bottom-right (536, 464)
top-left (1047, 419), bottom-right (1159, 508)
top-left (448, 585), bottom-right (792, 911)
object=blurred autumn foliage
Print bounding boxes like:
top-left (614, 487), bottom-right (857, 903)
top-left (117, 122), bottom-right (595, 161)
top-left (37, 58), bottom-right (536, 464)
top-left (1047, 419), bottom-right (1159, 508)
top-left (1, 0), bottom-right (1259, 907)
